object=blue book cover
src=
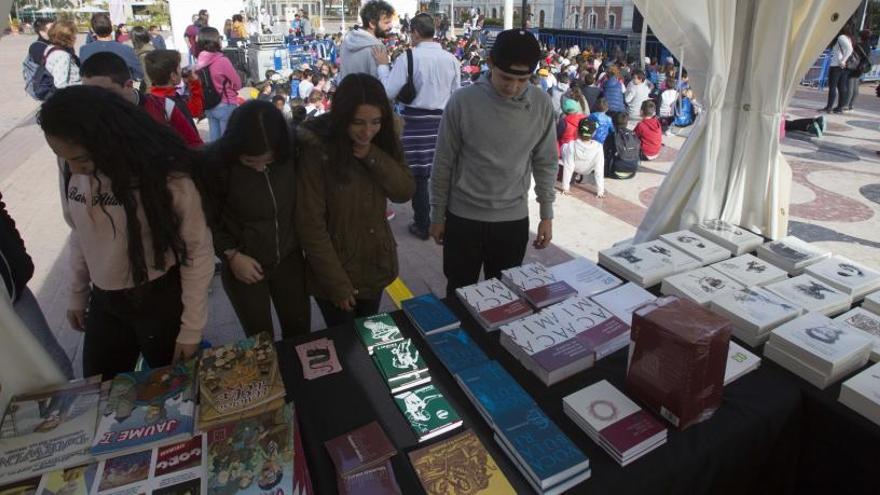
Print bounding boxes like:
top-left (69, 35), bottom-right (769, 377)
top-left (496, 402), bottom-right (590, 489)
top-left (426, 329), bottom-right (489, 375)
top-left (402, 294), bottom-right (460, 335)
top-left (455, 361), bottom-right (535, 423)
top-left (91, 359), bottom-right (196, 458)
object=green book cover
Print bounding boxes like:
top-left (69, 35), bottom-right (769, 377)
top-left (388, 369), bottom-right (432, 394)
top-left (355, 313), bottom-right (404, 353)
top-left (394, 384), bottom-right (462, 440)
top-left (372, 339), bottom-right (428, 382)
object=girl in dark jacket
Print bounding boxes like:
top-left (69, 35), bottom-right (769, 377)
top-left (296, 74), bottom-right (415, 327)
top-left (205, 100), bottom-right (311, 338)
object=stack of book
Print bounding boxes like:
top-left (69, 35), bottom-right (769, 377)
top-left (756, 236), bottom-right (831, 274)
top-left (805, 255), bottom-right (880, 301)
top-left (393, 384), bottom-right (463, 442)
top-left (402, 293), bottom-right (460, 335)
top-left (371, 339), bottom-right (431, 393)
top-left (355, 313), bottom-right (404, 354)
top-left (724, 341), bottom-right (762, 385)
top-left (591, 283), bottom-right (657, 326)
top-left (499, 295), bottom-right (629, 385)
top-left (425, 328), bottom-right (490, 375)
top-left (709, 254), bottom-right (789, 287)
top-left (709, 287), bottom-right (803, 347)
top-left (456, 278), bottom-right (533, 331)
top-left (563, 380), bottom-right (667, 466)
top-left (324, 421), bottom-right (400, 494)
top-left (765, 312), bottom-right (873, 389)
top-left (598, 240), bottom-right (700, 288)
top-left (408, 429), bottom-right (515, 494)
top-left (766, 274), bottom-right (852, 317)
top-left (864, 290), bottom-right (880, 314)
top-left (660, 230), bottom-right (730, 265)
top-left (548, 257), bottom-right (622, 297)
top-left (691, 219), bottom-right (764, 255)
top-left (835, 307), bottom-right (880, 361)
top-left (198, 333), bottom-right (286, 430)
top-left (456, 361), bottom-right (590, 495)
top-left (91, 360), bottom-right (197, 459)
top-left (93, 435), bottom-right (206, 495)
top-left (839, 361), bottom-right (880, 426)
top-left (501, 262), bottom-right (578, 309)
top-left (660, 266), bottom-right (745, 306)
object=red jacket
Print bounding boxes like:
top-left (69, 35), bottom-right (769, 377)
top-left (150, 79), bottom-right (204, 120)
top-left (635, 117), bottom-right (662, 157)
top-left (140, 93), bottom-right (204, 147)
top-left (557, 112), bottom-right (586, 155)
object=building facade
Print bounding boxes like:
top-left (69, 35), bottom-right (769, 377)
top-left (432, 0), bottom-right (634, 30)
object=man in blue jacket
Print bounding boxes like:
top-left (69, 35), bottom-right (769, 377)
top-left (79, 13), bottom-right (144, 81)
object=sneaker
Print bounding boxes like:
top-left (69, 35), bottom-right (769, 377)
top-left (408, 223), bottom-right (429, 240)
top-left (385, 209), bottom-right (396, 221)
top-left (817, 115), bottom-right (827, 133)
top-left (811, 122), bottom-right (823, 138)
top-left (832, 108), bottom-right (843, 114)
top-left (574, 173), bottom-right (584, 184)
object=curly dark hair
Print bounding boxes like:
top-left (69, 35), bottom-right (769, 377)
top-left (38, 85), bottom-right (201, 286)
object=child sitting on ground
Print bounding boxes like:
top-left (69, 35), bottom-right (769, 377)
top-left (634, 100), bottom-right (662, 161)
top-left (658, 78), bottom-right (678, 133)
top-left (587, 97), bottom-right (614, 144)
top-left (604, 111), bottom-right (641, 180)
top-left (560, 118), bottom-right (605, 197)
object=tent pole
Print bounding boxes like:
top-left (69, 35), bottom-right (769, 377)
top-left (639, 11), bottom-right (647, 68)
top-left (860, 0), bottom-right (868, 31)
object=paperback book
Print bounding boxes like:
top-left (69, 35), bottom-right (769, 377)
top-left (93, 435), bottom-right (204, 495)
top-left (804, 255), bottom-right (880, 301)
top-left (500, 262), bottom-right (577, 309)
top-left (455, 278), bottom-right (533, 331)
top-left (336, 460), bottom-right (400, 495)
top-left (547, 257), bottom-right (622, 297)
top-left (724, 341), bottom-right (761, 385)
top-left (756, 236), bottom-right (831, 274)
top-left (425, 329), bottom-right (490, 376)
top-left (402, 294), bottom-right (460, 335)
top-left (455, 361), bottom-right (535, 428)
top-left (660, 266), bottom-right (745, 306)
top-left (91, 360), bottom-right (196, 459)
top-left (33, 462), bottom-right (98, 495)
top-left (659, 230), bottom-right (730, 265)
top-left (839, 361), bottom-right (880, 427)
top-left (834, 307), bottom-right (880, 361)
top-left (766, 274), bottom-right (852, 317)
top-left (563, 380), bottom-right (667, 466)
top-left (198, 333), bottom-right (286, 430)
top-left (408, 429), bottom-right (514, 495)
top-left (691, 219), bottom-right (764, 256)
top-left (708, 287), bottom-right (802, 347)
top-left (863, 290), bottom-right (880, 315)
top-left (0, 377), bottom-right (102, 484)
top-left (598, 240), bottom-right (700, 288)
top-left (354, 313), bottom-right (404, 354)
top-left (295, 337), bottom-right (343, 380)
top-left (372, 339), bottom-right (431, 393)
top-left (590, 282), bottom-right (657, 326)
top-left (709, 254), bottom-right (788, 287)
top-left (324, 421), bottom-right (396, 480)
top-left (393, 384), bottom-right (463, 442)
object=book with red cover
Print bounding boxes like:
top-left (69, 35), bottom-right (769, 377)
top-left (455, 278), bottom-right (534, 331)
top-left (336, 460), bottom-right (401, 495)
top-left (293, 409), bottom-right (313, 495)
top-left (625, 296), bottom-right (731, 430)
top-left (324, 421), bottom-right (397, 479)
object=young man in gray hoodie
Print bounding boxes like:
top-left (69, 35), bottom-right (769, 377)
top-left (339, 0), bottom-right (394, 80)
top-left (430, 29), bottom-right (557, 298)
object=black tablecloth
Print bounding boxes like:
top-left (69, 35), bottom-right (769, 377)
top-left (274, 295), bottom-right (854, 495)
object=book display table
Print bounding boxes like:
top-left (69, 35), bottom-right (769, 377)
top-left (274, 295), bottom-right (857, 495)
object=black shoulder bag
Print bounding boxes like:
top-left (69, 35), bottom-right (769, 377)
top-left (396, 49), bottom-right (417, 105)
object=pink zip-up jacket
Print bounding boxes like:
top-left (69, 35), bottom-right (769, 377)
top-left (196, 51), bottom-right (242, 106)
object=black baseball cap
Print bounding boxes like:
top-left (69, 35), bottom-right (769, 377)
top-left (490, 29), bottom-right (541, 76)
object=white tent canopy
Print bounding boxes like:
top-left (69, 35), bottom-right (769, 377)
top-left (633, 0), bottom-right (861, 242)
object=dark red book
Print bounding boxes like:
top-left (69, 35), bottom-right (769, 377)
top-left (337, 459), bottom-right (401, 495)
top-left (324, 421), bottom-right (397, 479)
top-left (625, 296), bottom-right (731, 430)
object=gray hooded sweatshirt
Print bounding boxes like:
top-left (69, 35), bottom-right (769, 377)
top-left (430, 74), bottom-right (557, 224)
top-left (339, 28), bottom-right (384, 79)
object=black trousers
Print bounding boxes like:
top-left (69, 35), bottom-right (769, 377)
top-left (83, 266), bottom-right (182, 380)
top-left (825, 66), bottom-right (850, 111)
top-left (315, 296), bottom-right (383, 328)
top-left (411, 175), bottom-right (430, 232)
top-left (221, 252), bottom-right (311, 340)
top-left (785, 118), bottom-right (820, 135)
top-left (443, 211), bottom-right (529, 299)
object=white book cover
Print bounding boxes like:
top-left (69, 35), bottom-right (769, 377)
top-left (92, 435), bottom-right (205, 495)
top-left (766, 275), bottom-right (852, 316)
top-left (661, 267), bottom-right (744, 306)
top-left (724, 341), bottom-right (761, 385)
top-left (691, 219), bottom-right (763, 255)
top-left (710, 287), bottom-right (802, 333)
top-left (599, 240), bottom-right (699, 286)
top-left (549, 257), bottom-right (622, 297)
top-left (659, 230), bottom-right (730, 265)
top-left (455, 278), bottom-right (521, 313)
top-left (563, 381), bottom-right (641, 432)
top-left (591, 283), bottom-right (657, 326)
top-left (770, 312), bottom-right (872, 373)
top-left (864, 290), bottom-right (880, 315)
top-left (502, 262), bottom-right (555, 289)
top-left (805, 255), bottom-right (880, 299)
top-left (757, 236), bottom-right (831, 271)
top-left (841, 361), bottom-right (880, 408)
top-left (709, 254), bottom-right (789, 287)
top-left (834, 307), bottom-right (880, 361)
top-left (500, 297), bottom-right (616, 357)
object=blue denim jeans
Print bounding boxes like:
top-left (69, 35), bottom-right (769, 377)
top-left (206, 103), bottom-right (236, 141)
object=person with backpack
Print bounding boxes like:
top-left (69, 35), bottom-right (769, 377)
top-left (560, 118), bottom-right (604, 197)
top-left (40, 85), bottom-right (214, 379)
top-left (195, 27), bottom-right (242, 141)
top-left (80, 52), bottom-right (202, 147)
top-left (43, 21), bottom-right (81, 93)
top-left (604, 111), bottom-right (640, 180)
top-left (27, 19), bottom-right (52, 66)
top-left (23, 19), bottom-right (53, 100)
top-left (587, 97), bottom-right (614, 144)
top-left (673, 88), bottom-right (698, 128)
top-left (204, 101), bottom-right (311, 339)
top-left (822, 25), bottom-right (854, 113)
top-left (557, 98), bottom-right (586, 155)
top-left (144, 49), bottom-right (204, 123)
top-left (844, 29), bottom-right (873, 111)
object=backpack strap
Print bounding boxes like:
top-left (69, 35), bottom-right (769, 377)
top-left (42, 45), bottom-right (60, 65)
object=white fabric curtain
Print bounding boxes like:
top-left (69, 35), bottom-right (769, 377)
top-left (633, 0), bottom-right (861, 242)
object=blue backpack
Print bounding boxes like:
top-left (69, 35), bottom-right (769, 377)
top-left (23, 46), bottom-right (59, 101)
